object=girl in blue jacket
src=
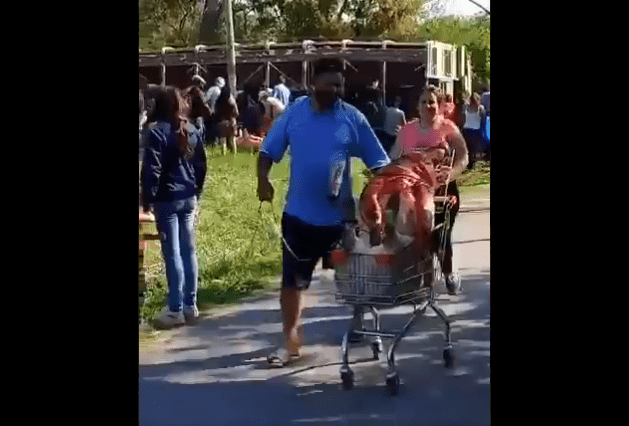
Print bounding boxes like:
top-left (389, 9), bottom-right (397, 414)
top-left (141, 86), bottom-right (207, 329)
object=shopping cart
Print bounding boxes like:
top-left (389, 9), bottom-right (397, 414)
top-left (332, 154), bottom-right (456, 396)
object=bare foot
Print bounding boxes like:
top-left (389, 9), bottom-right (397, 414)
top-left (286, 324), bottom-right (304, 356)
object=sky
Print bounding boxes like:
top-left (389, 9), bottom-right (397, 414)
top-left (441, 0), bottom-right (491, 17)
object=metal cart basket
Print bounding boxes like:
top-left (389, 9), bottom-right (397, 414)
top-left (334, 164), bottom-right (457, 395)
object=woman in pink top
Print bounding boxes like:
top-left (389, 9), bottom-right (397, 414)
top-left (389, 85), bottom-right (469, 294)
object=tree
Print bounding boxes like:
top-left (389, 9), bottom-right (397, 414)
top-left (366, 0), bottom-right (426, 40)
top-left (198, 0), bottom-right (226, 44)
top-left (201, 0), bottom-right (430, 43)
top-left (140, 0), bottom-right (204, 49)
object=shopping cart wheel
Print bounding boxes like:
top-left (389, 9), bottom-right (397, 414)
top-left (443, 348), bottom-right (455, 368)
top-left (340, 369), bottom-right (354, 390)
top-left (386, 373), bottom-right (400, 396)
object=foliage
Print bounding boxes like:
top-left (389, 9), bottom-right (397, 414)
top-left (198, 0), bottom-right (430, 43)
top-left (140, 0), bottom-right (204, 49)
top-left (139, 0), bottom-right (490, 81)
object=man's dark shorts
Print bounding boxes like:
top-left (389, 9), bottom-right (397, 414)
top-left (281, 213), bottom-right (344, 289)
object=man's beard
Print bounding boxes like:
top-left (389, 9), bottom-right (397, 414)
top-left (314, 90), bottom-right (339, 109)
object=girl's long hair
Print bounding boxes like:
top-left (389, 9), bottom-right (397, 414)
top-left (469, 92), bottom-right (481, 108)
top-left (215, 85), bottom-right (234, 118)
top-left (152, 86), bottom-right (193, 160)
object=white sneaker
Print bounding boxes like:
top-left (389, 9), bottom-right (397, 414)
top-left (183, 305), bottom-right (199, 323)
top-left (154, 307), bottom-right (185, 329)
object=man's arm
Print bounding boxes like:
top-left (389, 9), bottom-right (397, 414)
top-left (257, 153), bottom-right (275, 202)
top-left (257, 104), bottom-right (292, 201)
top-left (389, 123), bottom-right (410, 161)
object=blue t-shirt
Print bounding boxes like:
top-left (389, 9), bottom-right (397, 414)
top-left (261, 96), bottom-right (391, 226)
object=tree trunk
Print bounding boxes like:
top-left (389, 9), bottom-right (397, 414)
top-left (199, 0), bottom-right (224, 44)
top-left (225, 0), bottom-right (237, 95)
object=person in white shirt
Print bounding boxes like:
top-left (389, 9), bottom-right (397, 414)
top-left (205, 77), bottom-right (226, 147)
top-left (462, 92), bottom-right (486, 169)
top-left (383, 96), bottom-right (406, 154)
top-left (259, 91), bottom-right (285, 134)
top-left (272, 75), bottom-right (291, 107)
top-left (205, 76), bottom-right (225, 110)
top-left (259, 91), bottom-right (285, 118)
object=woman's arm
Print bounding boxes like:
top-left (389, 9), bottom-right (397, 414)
top-left (389, 123), bottom-right (410, 161)
top-left (389, 136), bottom-right (402, 160)
top-left (447, 128), bottom-right (469, 180)
top-left (140, 128), bottom-right (164, 212)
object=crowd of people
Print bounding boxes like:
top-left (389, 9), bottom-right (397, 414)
top-left (138, 59), bottom-right (489, 362)
top-left (140, 72), bottom-right (489, 167)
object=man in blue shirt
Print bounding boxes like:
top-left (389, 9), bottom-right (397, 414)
top-left (258, 58), bottom-right (391, 367)
top-left (272, 75), bottom-right (291, 107)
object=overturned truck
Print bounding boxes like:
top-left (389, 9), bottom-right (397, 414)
top-left (138, 39), bottom-right (473, 118)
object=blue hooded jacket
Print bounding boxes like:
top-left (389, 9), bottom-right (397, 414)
top-left (141, 120), bottom-right (207, 208)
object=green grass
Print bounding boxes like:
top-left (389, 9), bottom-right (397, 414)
top-left (139, 149), bottom-right (489, 327)
top-left (457, 161), bottom-right (491, 188)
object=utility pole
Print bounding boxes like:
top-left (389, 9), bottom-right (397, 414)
top-left (224, 0), bottom-right (237, 95)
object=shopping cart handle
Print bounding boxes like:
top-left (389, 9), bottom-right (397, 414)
top-left (434, 196), bottom-right (448, 204)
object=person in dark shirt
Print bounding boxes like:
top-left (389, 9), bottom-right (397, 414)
top-left (359, 87), bottom-right (388, 151)
top-left (183, 86), bottom-right (212, 143)
top-left (240, 82), bottom-right (265, 138)
top-left (215, 86), bottom-right (239, 155)
top-left (141, 86), bottom-right (208, 329)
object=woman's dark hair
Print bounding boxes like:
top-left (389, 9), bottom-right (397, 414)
top-left (215, 86), bottom-right (231, 116)
top-left (243, 81), bottom-right (262, 107)
top-left (183, 86), bottom-right (209, 119)
top-left (469, 92), bottom-right (481, 107)
top-left (216, 85), bottom-right (231, 105)
top-left (152, 85), bottom-right (194, 160)
top-left (312, 57), bottom-right (345, 80)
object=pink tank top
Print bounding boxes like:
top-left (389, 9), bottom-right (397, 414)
top-left (397, 117), bottom-right (458, 156)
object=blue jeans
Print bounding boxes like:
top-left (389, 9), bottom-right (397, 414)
top-left (154, 197), bottom-right (198, 312)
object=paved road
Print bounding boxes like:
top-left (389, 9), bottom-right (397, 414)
top-left (139, 188), bottom-right (490, 426)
